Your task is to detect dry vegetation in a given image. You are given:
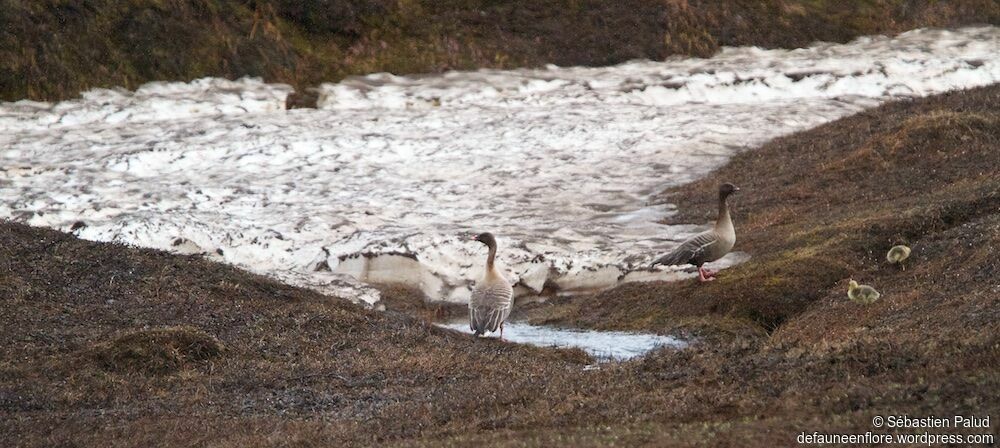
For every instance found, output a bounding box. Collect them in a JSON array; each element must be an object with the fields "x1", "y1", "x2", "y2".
[
  {"x1": 3, "y1": 0, "x2": 1000, "y2": 102},
  {"x1": 2, "y1": 84, "x2": 997, "y2": 446},
  {"x1": 90, "y1": 326, "x2": 225, "y2": 375},
  {"x1": 524, "y1": 87, "x2": 1000, "y2": 336}
]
